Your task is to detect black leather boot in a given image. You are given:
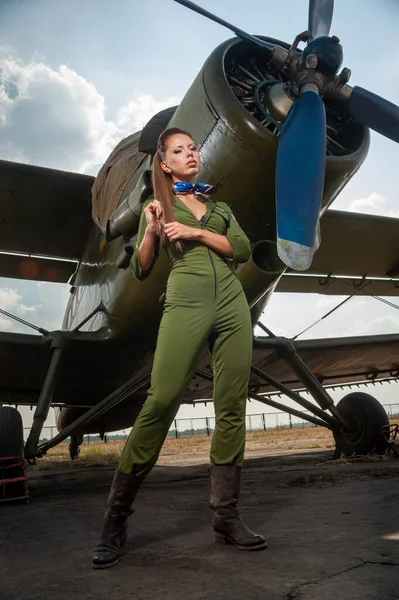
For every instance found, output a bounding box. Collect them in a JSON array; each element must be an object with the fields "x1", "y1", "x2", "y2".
[
  {"x1": 92, "y1": 469, "x2": 144, "y2": 569},
  {"x1": 210, "y1": 465, "x2": 267, "y2": 551}
]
